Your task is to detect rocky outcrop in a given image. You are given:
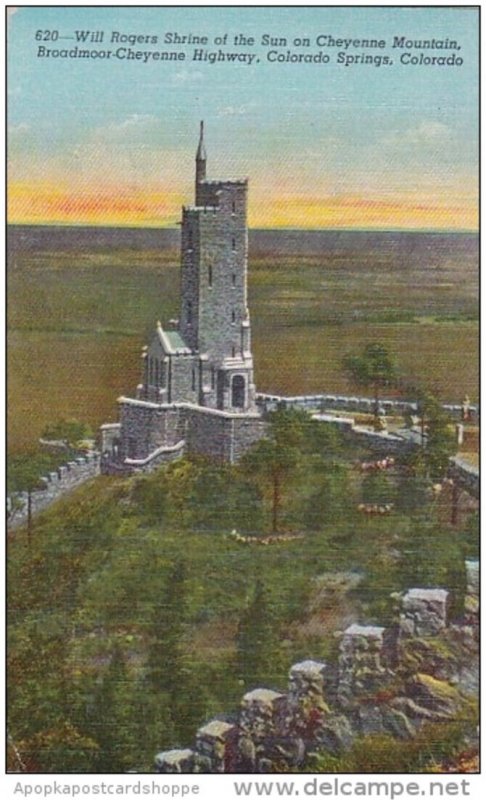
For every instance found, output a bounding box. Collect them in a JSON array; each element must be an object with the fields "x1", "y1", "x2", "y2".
[{"x1": 155, "y1": 565, "x2": 479, "y2": 774}]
